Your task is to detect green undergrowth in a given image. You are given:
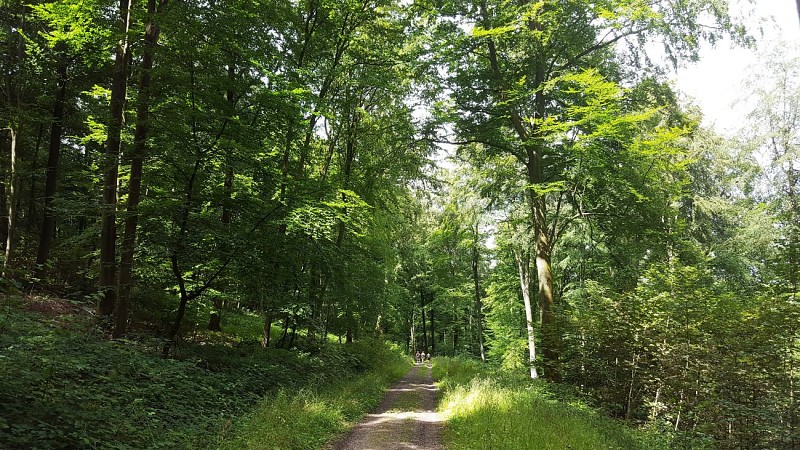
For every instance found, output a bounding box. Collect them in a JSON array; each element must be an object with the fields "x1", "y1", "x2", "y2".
[
  {"x1": 215, "y1": 355, "x2": 409, "y2": 449},
  {"x1": 0, "y1": 295, "x2": 409, "y2": 449},
  {"x1": 433, "y1": 357, "x2": 671, "y2": 450}
]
